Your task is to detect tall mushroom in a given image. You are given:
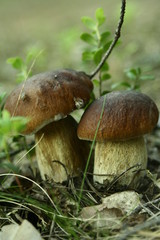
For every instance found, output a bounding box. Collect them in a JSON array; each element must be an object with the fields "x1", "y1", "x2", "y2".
[
  {"x1": 4, "y1": 69, "x2": 93, "y2": 183},
  {"x1": 77, "y1": 91, "x2": 159, "y2": 188}
]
